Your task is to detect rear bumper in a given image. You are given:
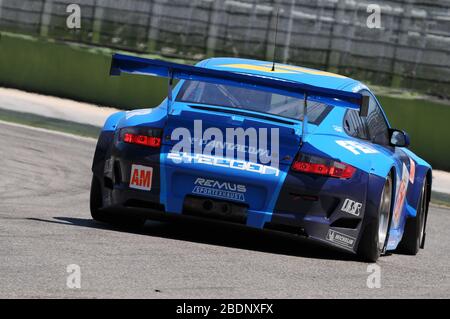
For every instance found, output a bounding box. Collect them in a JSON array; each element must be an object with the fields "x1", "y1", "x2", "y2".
[
  {"x1": 101, "y1": 201, "x2": 364, "y2": 257},
  {"x1": 96, "y1": 141, "x2": 375, "y2": 255},
  {"x1": 100, "y1": 183, "x2": 366, "y2": 255}
]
